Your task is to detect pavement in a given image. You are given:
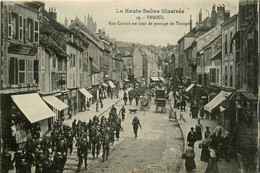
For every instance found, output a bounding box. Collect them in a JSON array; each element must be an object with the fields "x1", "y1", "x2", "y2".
[
  {"x1": 63, "y1": 90, "x2": 124, "y2": 127},
  {"x1": 72, "y1": 97, "x2": 184, "y2": 173},
  {"x1": 168, "y1": 92, "x2": 241, "y2": 173}
]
